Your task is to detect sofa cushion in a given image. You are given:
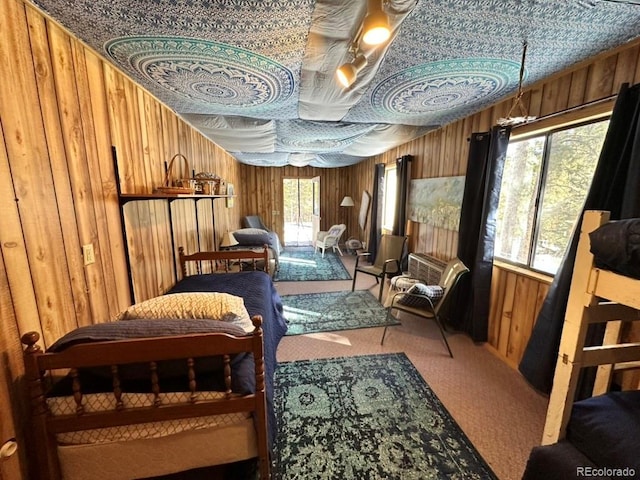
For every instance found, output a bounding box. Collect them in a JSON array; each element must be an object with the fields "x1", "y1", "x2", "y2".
[
  {"x1": 590, "y1": 218, "x2": 640, "y2": 280},
  {"x1": 233, "y1": 228, "x2": 273, "y2": 247},
  {"x1": 522, "y1": 441, "x2": 603, "y2": 480}
]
